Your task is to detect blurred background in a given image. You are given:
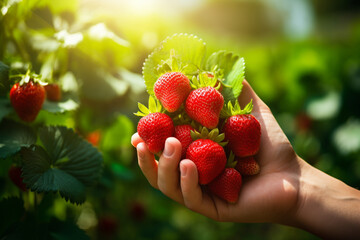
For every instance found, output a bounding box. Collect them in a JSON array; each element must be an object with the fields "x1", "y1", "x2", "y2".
[{"x1": 1, "y1": 0, "x2": 360, "y2": 239}]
